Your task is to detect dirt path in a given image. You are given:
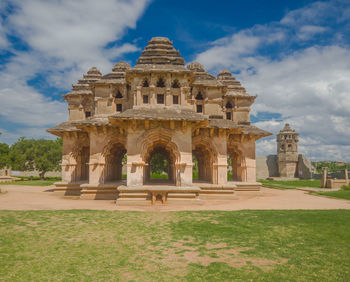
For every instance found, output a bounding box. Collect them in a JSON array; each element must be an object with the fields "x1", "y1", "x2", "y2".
[{"x1": 0, "y1": 185, "x2": 349, "y2": 211}]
